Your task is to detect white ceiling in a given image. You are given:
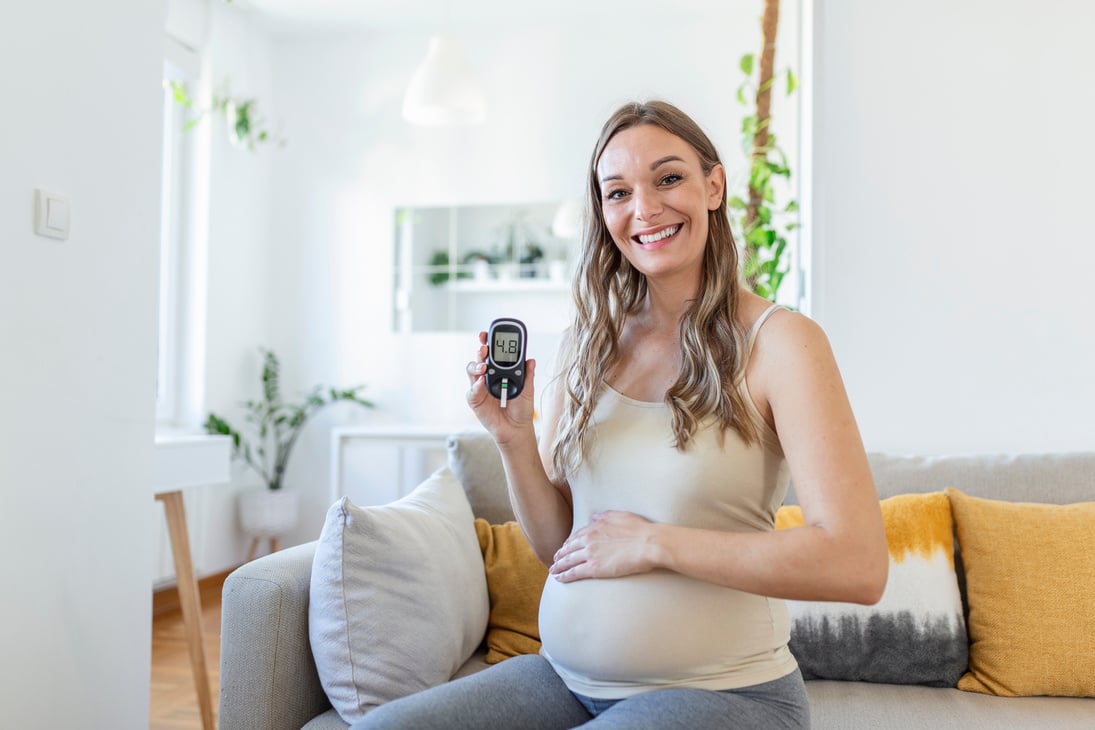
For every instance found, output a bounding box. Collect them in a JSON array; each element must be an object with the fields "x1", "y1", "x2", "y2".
[{"x1": 237, "y1": 0, "x2": 754, "y2": 35}]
